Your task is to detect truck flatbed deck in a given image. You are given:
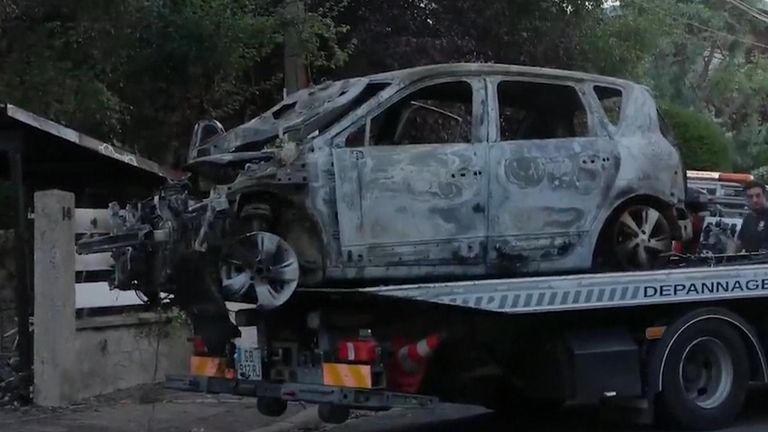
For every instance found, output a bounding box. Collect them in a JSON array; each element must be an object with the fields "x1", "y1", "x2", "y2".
[
  {"x1": 308, "y1": 256, "x2": 768, "y2": 315},
  {"x1": 168, "y1": 254, "x2": 768, "y2": 430}
]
